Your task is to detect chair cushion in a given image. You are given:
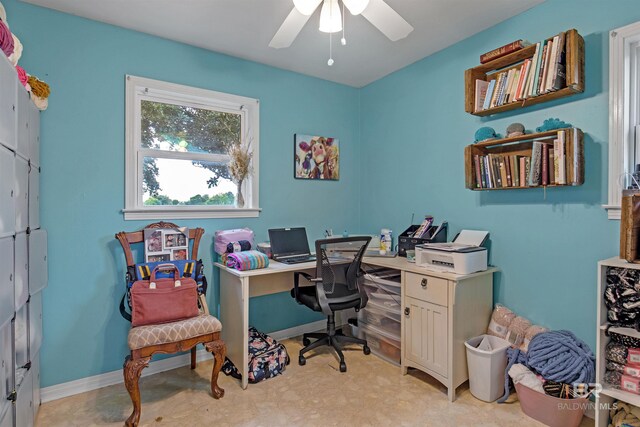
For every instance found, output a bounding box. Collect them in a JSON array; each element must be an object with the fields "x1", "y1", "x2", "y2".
[
  {"x1": 128, "y1": 314, "x2": 222, "y2": 350},
  {"x1": 291, "y1": 285, "x2": 362, "y2": 312}
]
